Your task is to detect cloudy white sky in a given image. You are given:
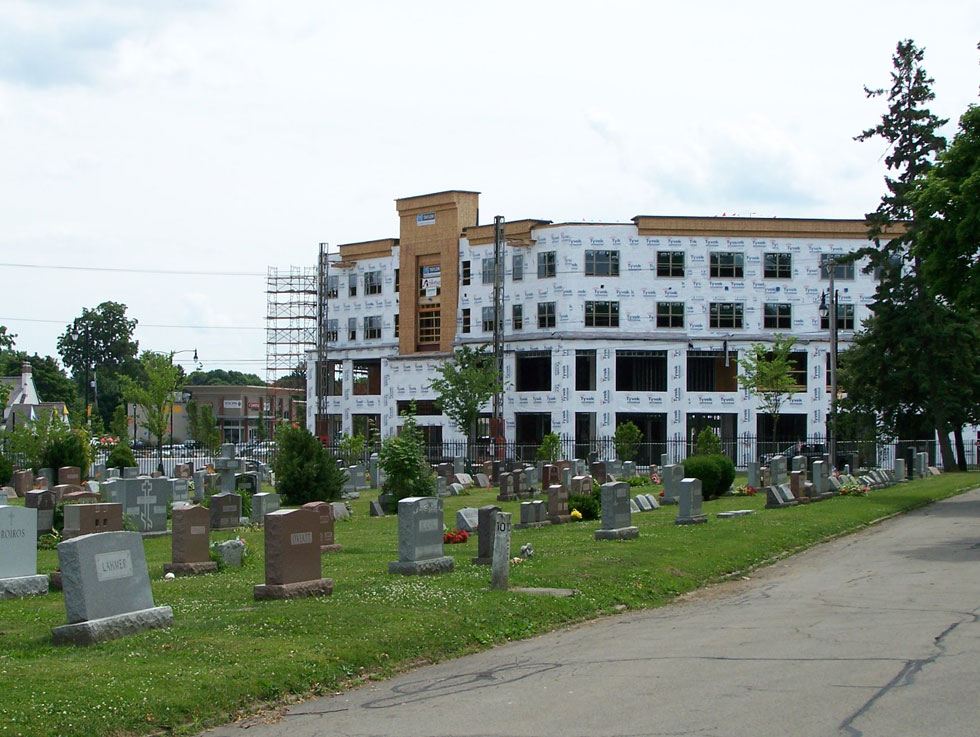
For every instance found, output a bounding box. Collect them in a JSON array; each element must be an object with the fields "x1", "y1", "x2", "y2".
[{"x1": 1, "y1": 0, "x2": 977, "y2": 379}]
